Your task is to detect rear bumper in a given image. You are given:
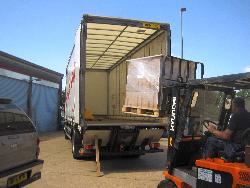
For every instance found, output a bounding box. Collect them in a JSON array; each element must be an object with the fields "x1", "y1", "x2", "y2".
[{"x1": 0, "y1": 159, "x2": 44, "y2": 188}]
